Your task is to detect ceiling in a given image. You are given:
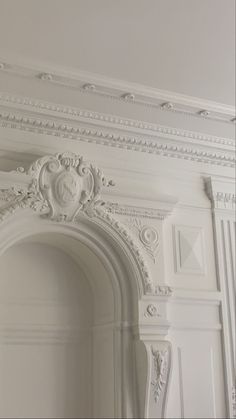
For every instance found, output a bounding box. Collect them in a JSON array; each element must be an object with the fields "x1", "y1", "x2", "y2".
[{"x1": 0, "y1": 0, "x2": 235, "y2": 105}]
